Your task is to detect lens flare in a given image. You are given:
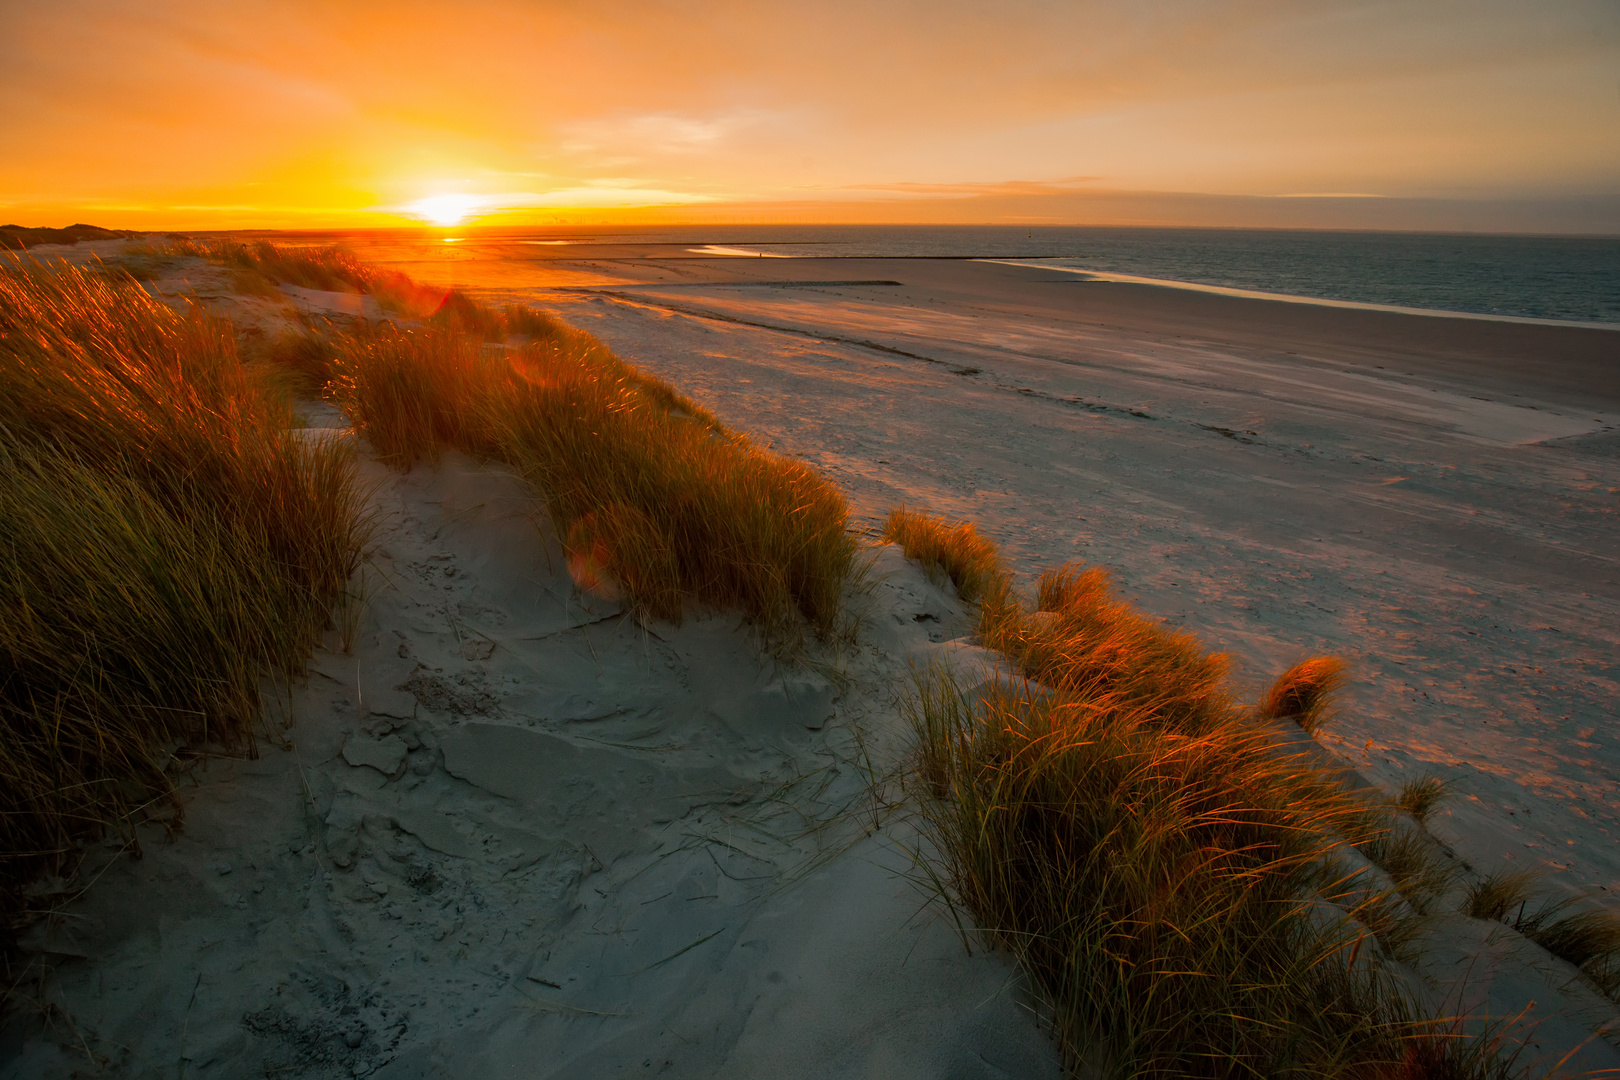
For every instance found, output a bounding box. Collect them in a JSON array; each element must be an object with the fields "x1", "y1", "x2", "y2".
[{"x1": 565, "y1": 517, "x2": 624, "y2": 603}]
